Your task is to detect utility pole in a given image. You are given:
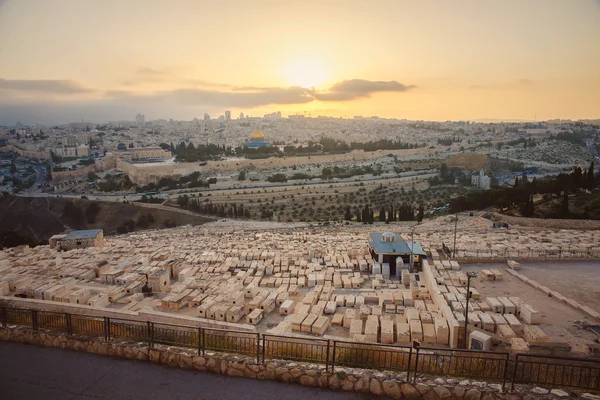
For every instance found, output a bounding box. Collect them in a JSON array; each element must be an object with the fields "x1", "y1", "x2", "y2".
[{"x1": 410, "y1": 226, "x2": 415, "y2": 272}]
